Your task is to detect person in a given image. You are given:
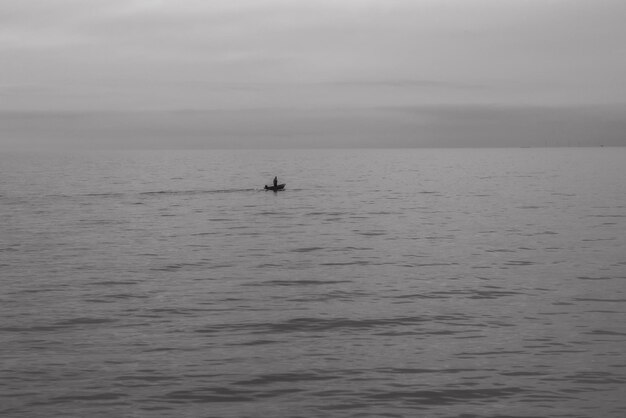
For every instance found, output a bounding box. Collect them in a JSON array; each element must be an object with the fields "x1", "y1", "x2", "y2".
[{"x1": 273, "y1": 176, "x2": 278, "y2": 188}]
